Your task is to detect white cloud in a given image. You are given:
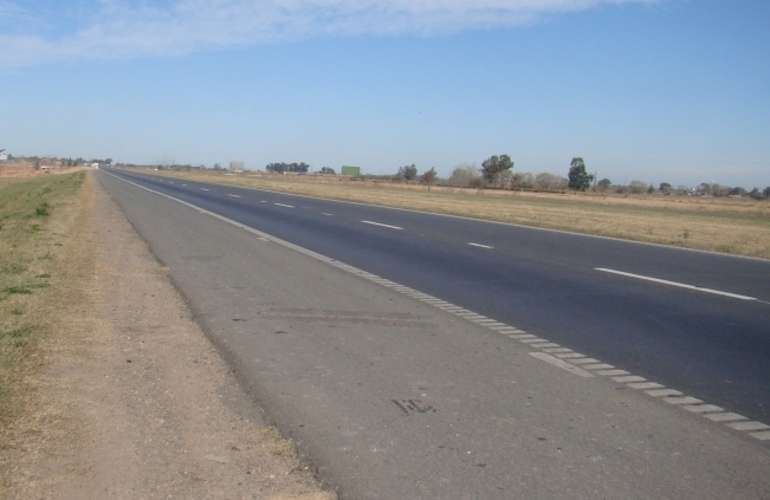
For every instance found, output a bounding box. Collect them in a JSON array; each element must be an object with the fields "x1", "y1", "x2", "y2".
[{"x1": 0, "y1": 0, "x2": 657, "y2": 67}]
